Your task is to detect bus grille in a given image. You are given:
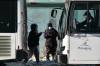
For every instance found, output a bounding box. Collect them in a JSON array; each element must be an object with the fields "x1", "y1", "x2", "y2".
[{"x1": 0, "y1": 36, "x2": 11, "y2": 56}]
